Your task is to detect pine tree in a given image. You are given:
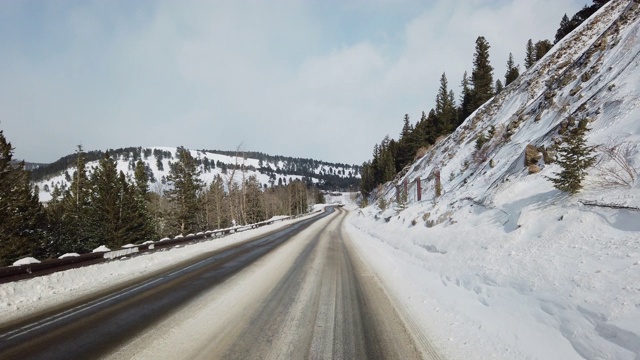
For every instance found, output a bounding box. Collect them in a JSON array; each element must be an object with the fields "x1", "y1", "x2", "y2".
[
  {"x1": 555, "y1": 14, "x2": 573, "y2": 44},
  {"x1": 525, "y1": 39, "x2": 536, "y2": 69},
  {"x1": 435, "y1": 73, "x2": 457, "y2": 135},
  {"x1": 44, "y1": 185, "x2": 66, "y2": 258},
  {"x1": 380, "y1": 136, "x2": 397, "y2": 181},
  {"x1": 535, "y1": 40, "x2": 553, "y2": 61},
  {"x1": 134, "y1": 160, "x2": 150, "y2": 196},
  {"x1": 504, "y1": 53, "x2": 519, "y2": 86},
  {"x1": 117, "y1": 171, "x2": 153, "y2": 245},
  {"x1": 0, "y1": 130, "x2": 45, "y2": 265},
  {"x1": 413, "y1": 111, "x2": 429, "y2": 147},
  {"x1": 371, "y1": 143, "x2": 382, "y2": 185},
  {"x1": 470, "y1": 36, "x2": 494, "y2": 111},
  {"x1": 396, "y1": 115, "x2": 417, "y2": 172},
  {"x1": 87, "y1": 152, "x2": 121, "y2": 247},
  {"x1": 130, "y1": 160, "x2": 156, "y2": 243},
  {"x1": 458, "y1": 72, "x2": 473, "y2": 126},
  {"x1": 415, "y1": 109, "x2": 438, "y2": 146},
  {"x1": 244, "y1": 175, "x2": 266, "y2": 224},
  {"x1": 495, "y1": 79, "x2": 504, "y2": 94},
  {"x1": 205, "y1": 174, "x2": 228, "y2": 229},
  {"x1": 165, "y1": 146, "x2": 204, "y2": 234},
  {"x1": 426, "y1": 109, "x2": 439, "y2": 144},
  {"x1": 360, "y1": 161, "x2": 375, "y2": 196},
  {"x1": 61, "y1": 145, "x2": 93, "y2": 253},
  {"x1": 400, "y1": 114, "x2": 413, "y2": 140},
  {"x1": 550, "y1": 118, "x2": 596, "y2": 194},
  {"x1": 314, "y1": 187, "x2": 326, "y2": 204},
  {"x1": 447, "y1": 90, "x2": 456, "y2": 128}
]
